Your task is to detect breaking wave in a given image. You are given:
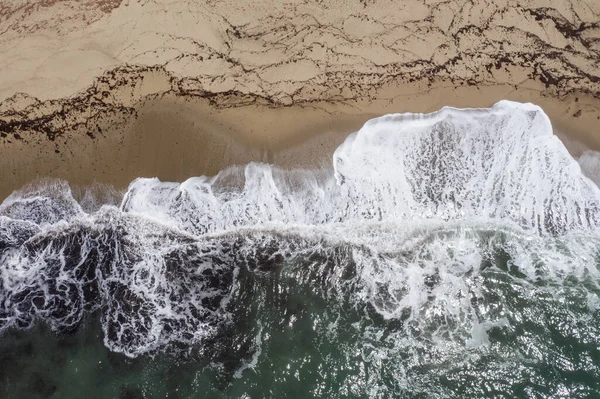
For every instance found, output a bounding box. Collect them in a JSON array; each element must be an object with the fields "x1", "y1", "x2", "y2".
[{"x1": 1, "y1": 100, "x2": 600, "y2": 397}]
